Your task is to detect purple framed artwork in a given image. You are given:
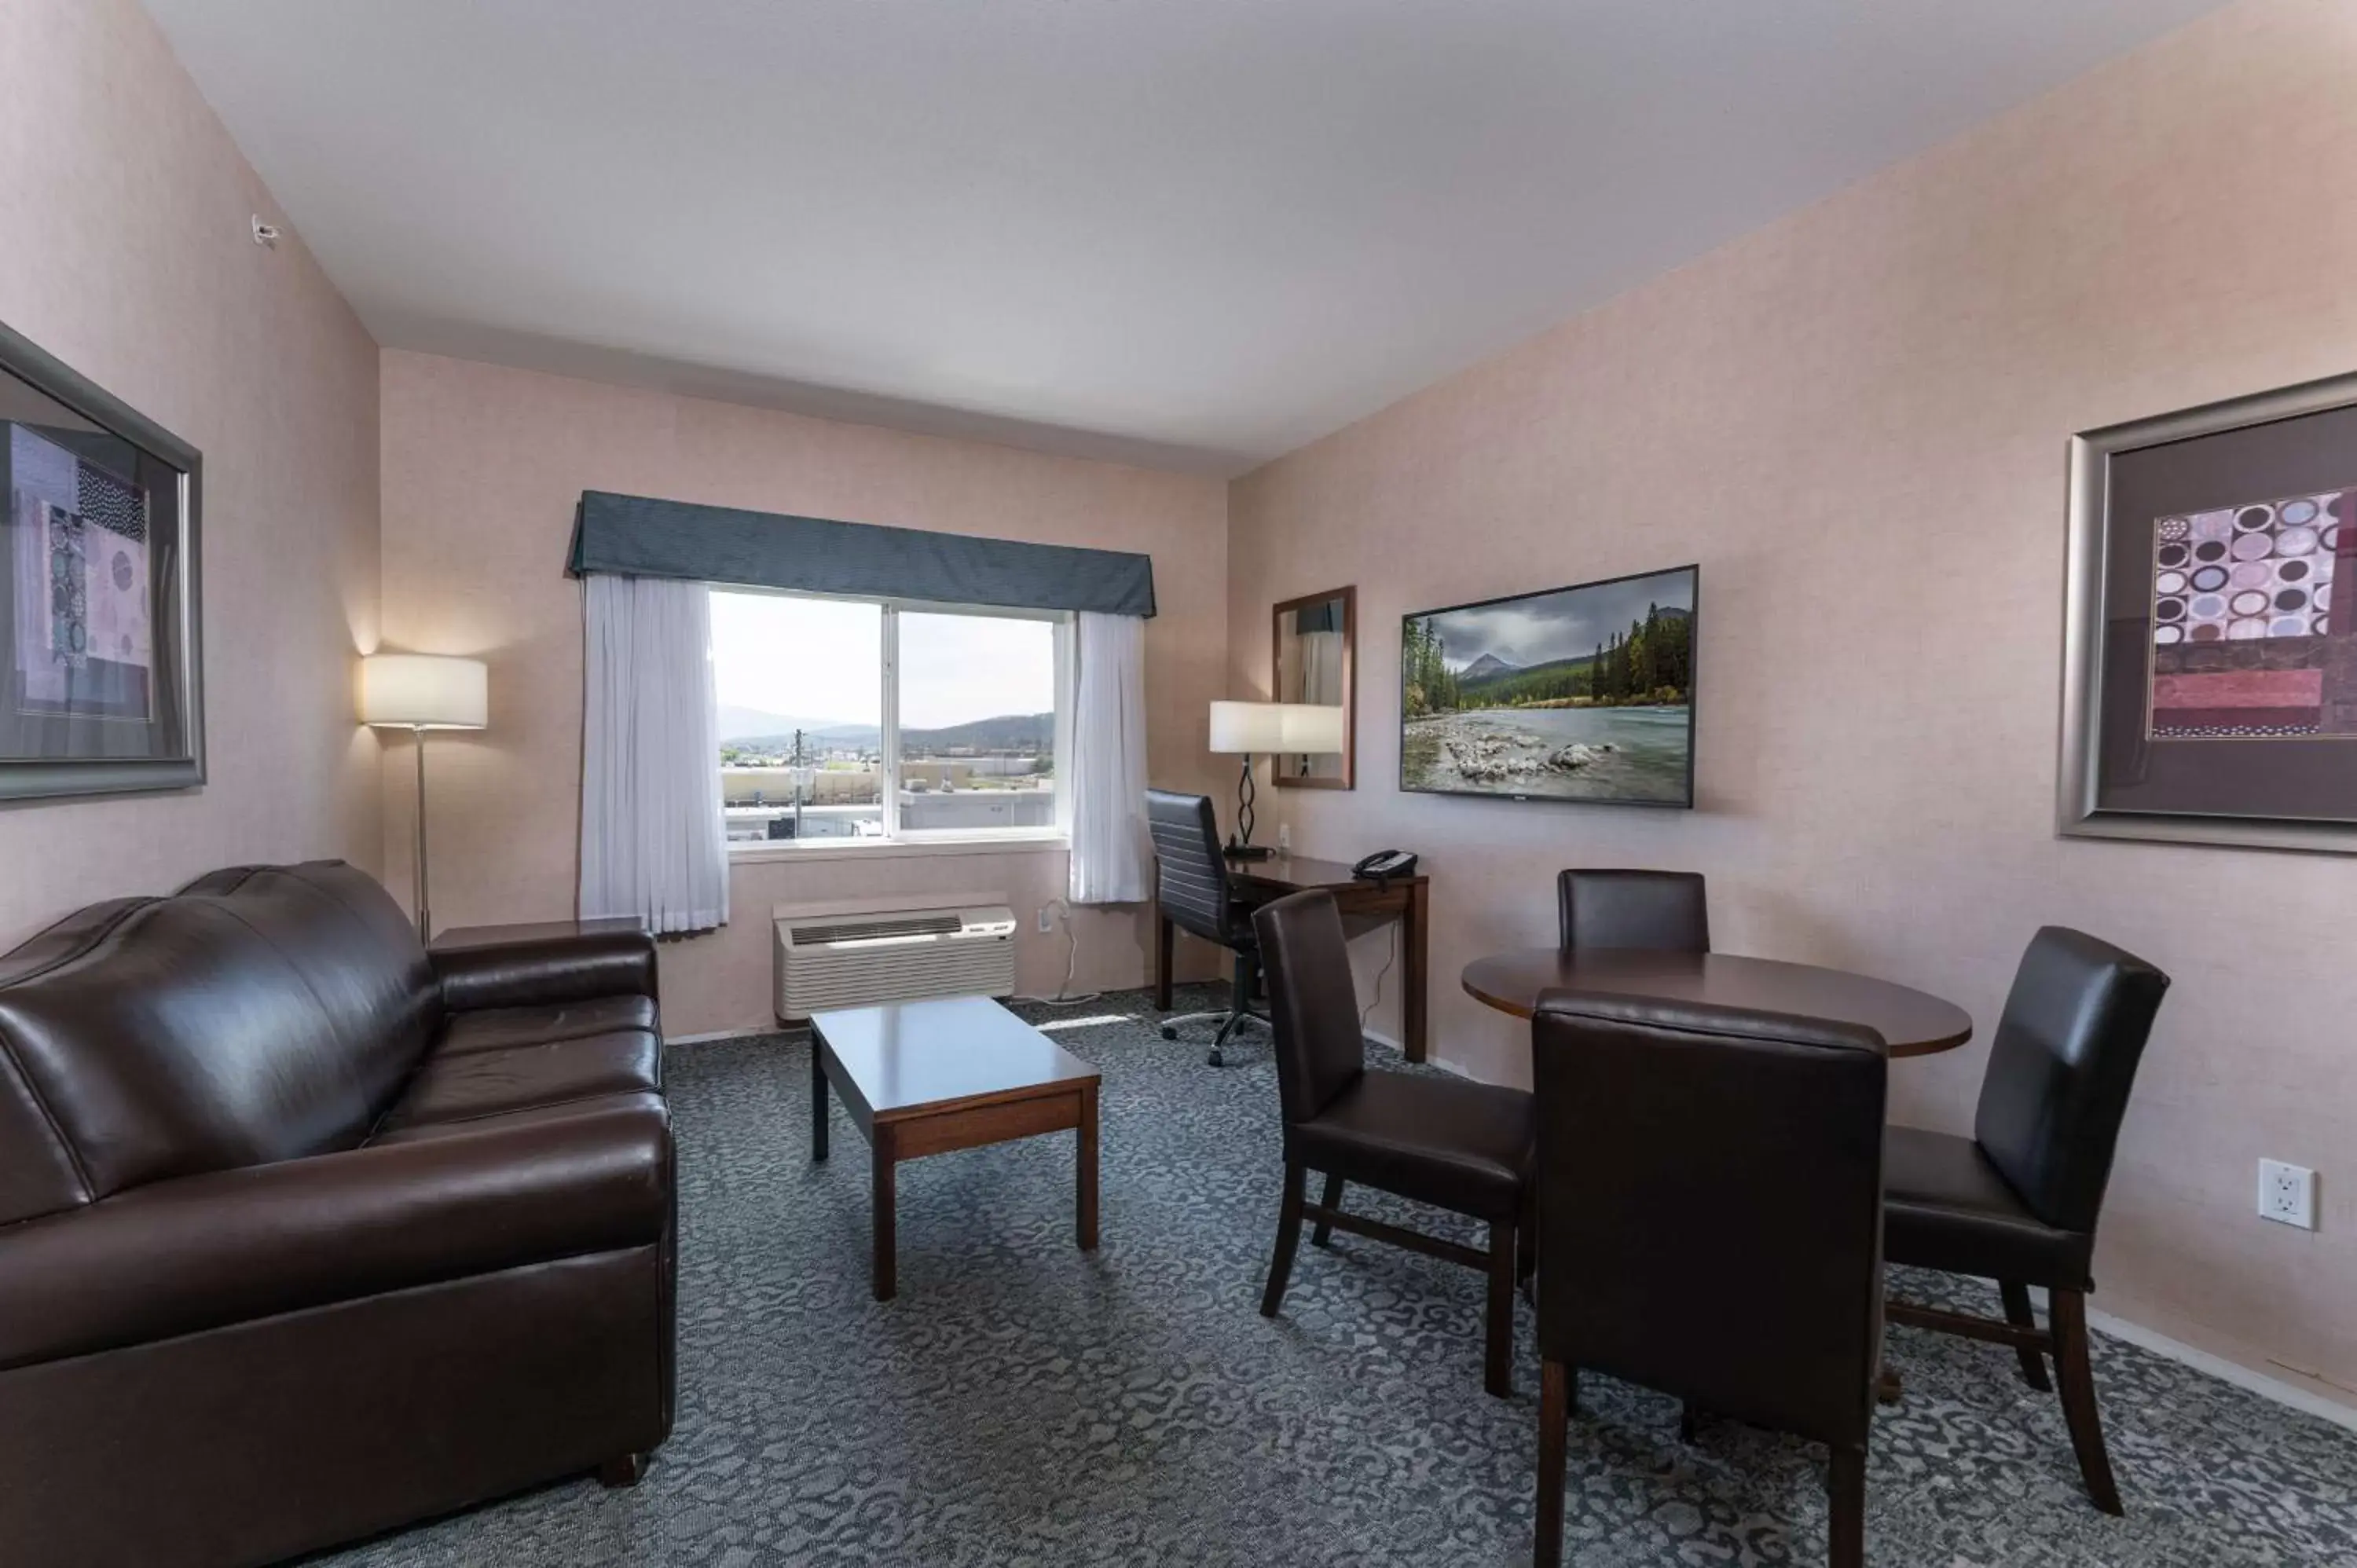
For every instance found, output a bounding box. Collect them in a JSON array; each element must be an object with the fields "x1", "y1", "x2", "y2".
[{"x1": 2061, "y1": 370, "x2": 2357, "y2": 852}]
